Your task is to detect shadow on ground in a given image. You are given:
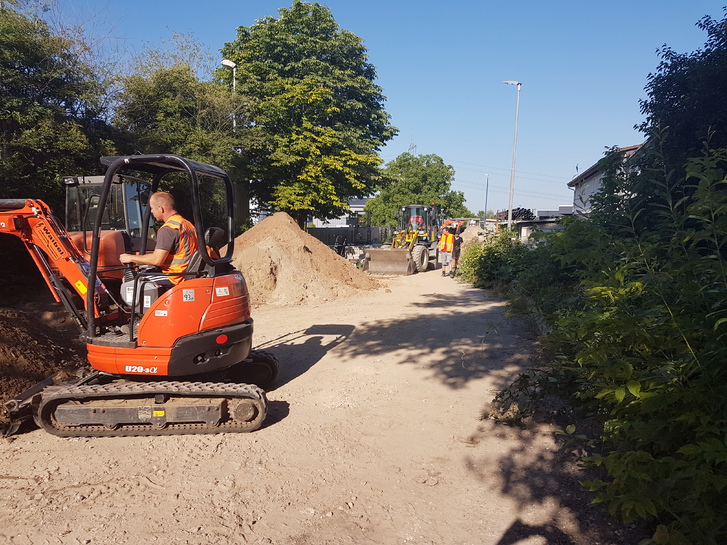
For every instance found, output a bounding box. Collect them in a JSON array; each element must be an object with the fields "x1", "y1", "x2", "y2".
[
  {"x1": 337, "y1": 284, "x2": 540, "y2": 392},
  {"x1": 254, "y1": 324, "x2": 355, "y2": 389},
  {"x1": 464, "y1": 389, "x2": 650, "y2": 545}
]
